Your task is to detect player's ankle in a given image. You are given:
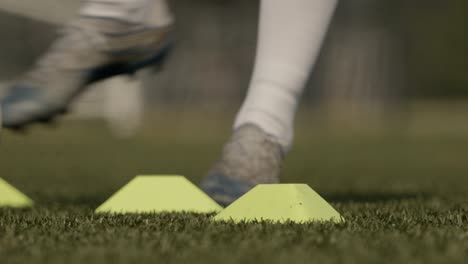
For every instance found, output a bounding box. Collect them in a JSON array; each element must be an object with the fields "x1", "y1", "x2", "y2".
[{"x1": 214, "y1": 124, "x2": 283, "y2": 185}]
